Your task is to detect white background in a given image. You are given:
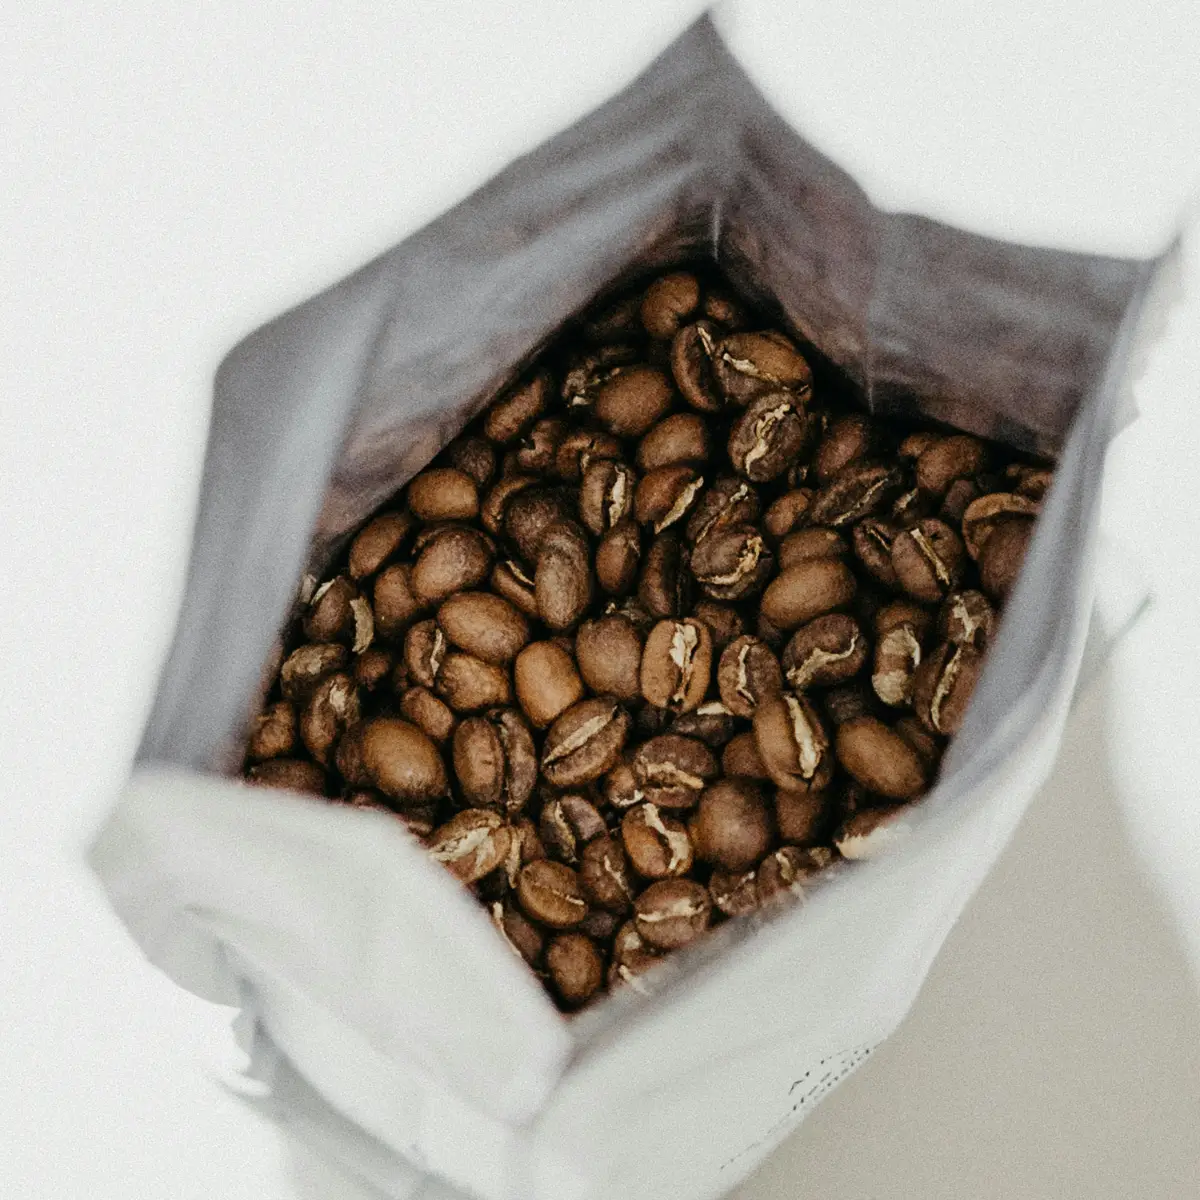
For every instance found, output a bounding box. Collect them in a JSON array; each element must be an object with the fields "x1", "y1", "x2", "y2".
[{"x1": 2, "y1": 3, "x2": 1199, "y2": 1197}]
